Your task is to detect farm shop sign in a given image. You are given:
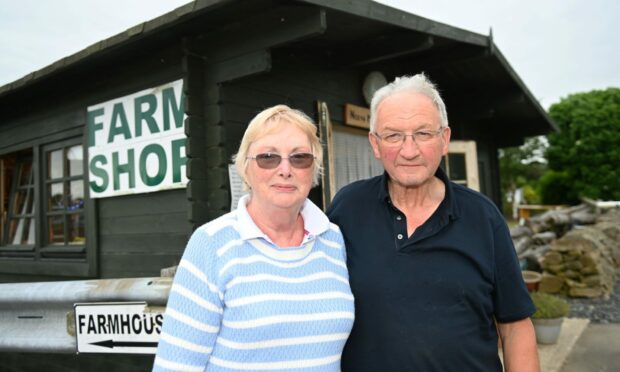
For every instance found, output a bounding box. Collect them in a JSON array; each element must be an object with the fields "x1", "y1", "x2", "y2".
[{"x1": 87, "y1": 80, "x2": 187, "y2": 198}]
